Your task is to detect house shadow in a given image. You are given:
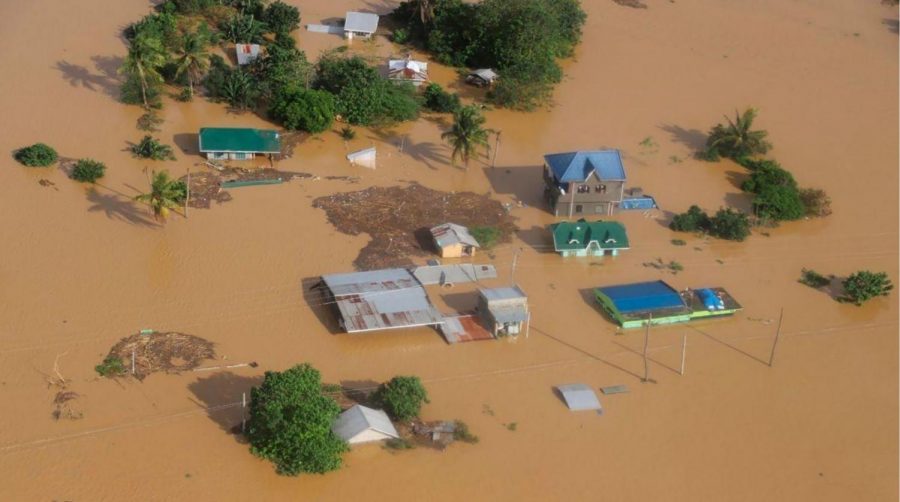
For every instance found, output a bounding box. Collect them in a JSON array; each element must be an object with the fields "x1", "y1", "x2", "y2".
[
  {"x1": 655, "y1": 209, "x2": 678, "y2": 230},
  {"x1": 517, "y1": 225, "x2": 553, "y2": 253},
  {"x1": 302, "y1": 278, "x2": 343, "y2": 335},
  {"x1": 481, "y1": 165, "x2": 545, "y2": 208},
  {"x1": 54, "y1": 58, "x2": 121, "y2": 98},
  {"x1": 659, "y1": 123, "x2": 707, "y2": 152},
  {"x1": 440, "y1": 292, "x2": 478, "y2": 314},
  {"x1": 85, "y1": 187, "x2": 159, "y2": 227},
  {"x1": 173, "y1": 133, "x2": 199, "y2": 156},
  {"x1": 187, "y1": 371, "x2": 263, "y2": 439},
  {"x1": 338, "y1": 379, "x2": 382, "y2": 408},
  {"x1": 884, "y1": 18, "x2": 899, "y2": 34},
  {"x1": 413, "y1": 227, "x2": 437, "y2": 253}
]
